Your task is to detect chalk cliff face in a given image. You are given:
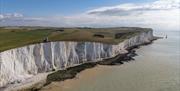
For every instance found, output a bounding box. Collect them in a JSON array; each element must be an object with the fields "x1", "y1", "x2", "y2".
[{"x1": 0, "y1": 30, "x2": 153, "y2": 87}]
